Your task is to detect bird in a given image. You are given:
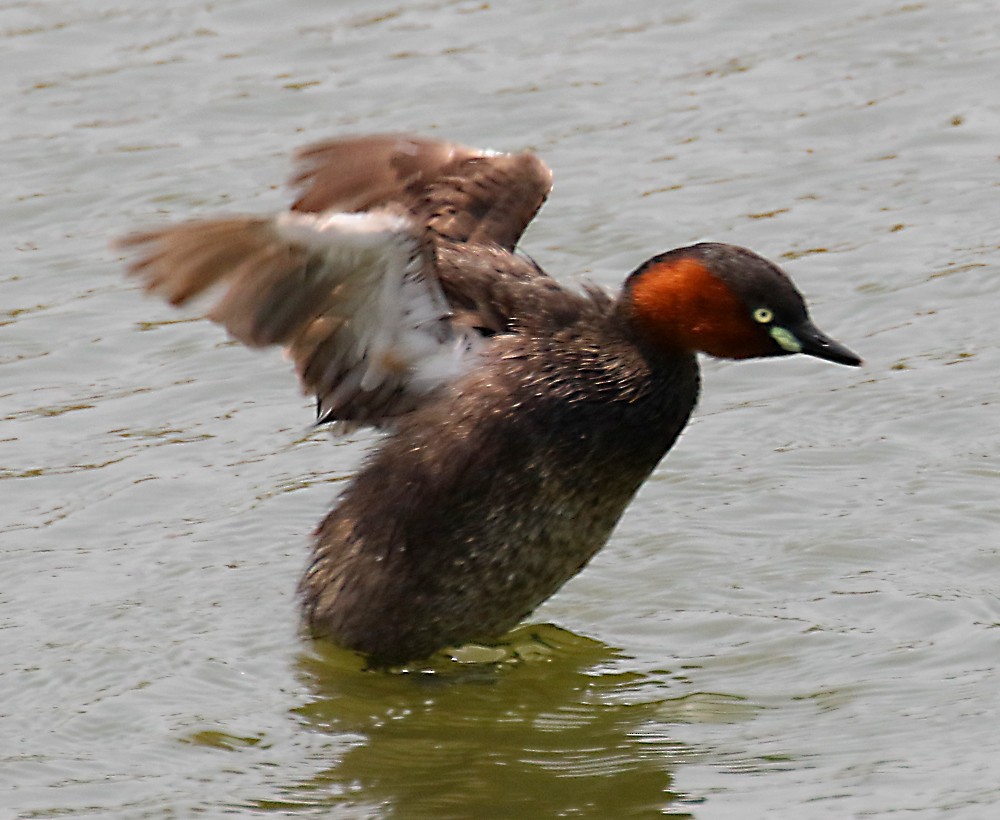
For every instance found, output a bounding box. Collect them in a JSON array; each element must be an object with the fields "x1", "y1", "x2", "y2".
[{"x1": 117, "y1": 133, "x2": 861, "y2": 665}]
